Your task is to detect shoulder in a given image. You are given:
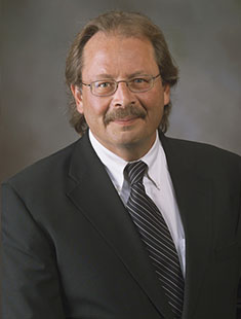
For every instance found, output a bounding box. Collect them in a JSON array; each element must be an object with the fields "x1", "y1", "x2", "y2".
[
  {"x1": 3, "y1": 138, "x2": 81, "y2": 192},
  {"x1": 162, "y1": 134, "x2": 241, "y2": 178},
  {"x1": 165, "y1": 134, "x2": 241, "y2": 161}
]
